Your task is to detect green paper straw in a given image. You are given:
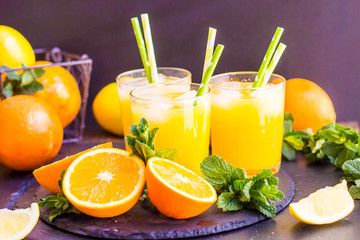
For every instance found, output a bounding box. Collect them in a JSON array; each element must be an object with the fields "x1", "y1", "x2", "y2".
[
  {"x1": 131, "y1": 17, "x2": 152, "y2": 83},
  {"x1": 196, "y1": 44, "x2": 225, "y2": 97},
  {"x1": 141, "y1": 13, "x2": 158, "y2": 83},
  {"x1": 202, "y1": 27, "x2": 217, "y2": 81},
  {"x1": 253, "y1": 27, "x2": 284, "y2": 88},
  {"x1": 260, "y1": 43, "x2": 286, "y2": 87}
]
